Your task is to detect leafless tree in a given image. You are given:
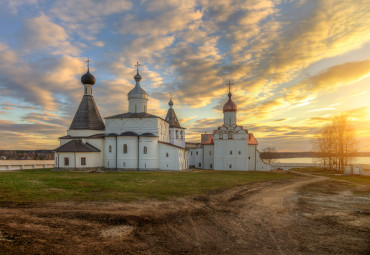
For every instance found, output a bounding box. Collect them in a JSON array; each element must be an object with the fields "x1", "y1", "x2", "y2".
[
  {"x1": 261, "y1": 147, "x2": 278, "y2": 164},
  {"x1": 312, "y1": 114, "x2": 358, "y2": 172}
]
